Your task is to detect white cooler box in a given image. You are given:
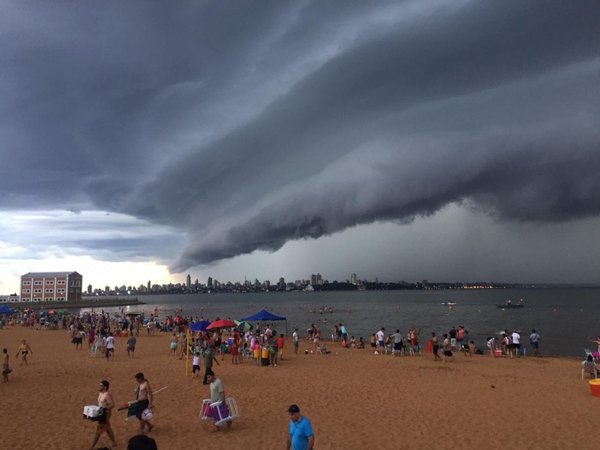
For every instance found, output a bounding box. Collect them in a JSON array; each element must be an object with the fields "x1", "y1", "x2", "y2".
[{"x1": 83, "y1": 405, "x2": 102, "y2": 421}]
